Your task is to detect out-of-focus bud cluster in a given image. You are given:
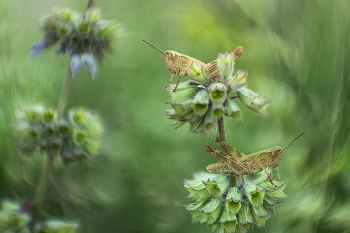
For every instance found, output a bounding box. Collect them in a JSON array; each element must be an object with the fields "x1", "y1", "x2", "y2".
[
  {"x1": 30, "y1": 7, "x2": 123, "y2": 77},
  {"x1": 184, "y1": 173, "x2": 287, "y2": 233},
  {"x1": 0, "y1": 200, "x2": 79, "y2": 232},
  {"x1": 166, "y1": 52, "x2": 270, "y2": 136},
  {"x1": 12, "y1": 106, "x2": 102, "y2": 166}
]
